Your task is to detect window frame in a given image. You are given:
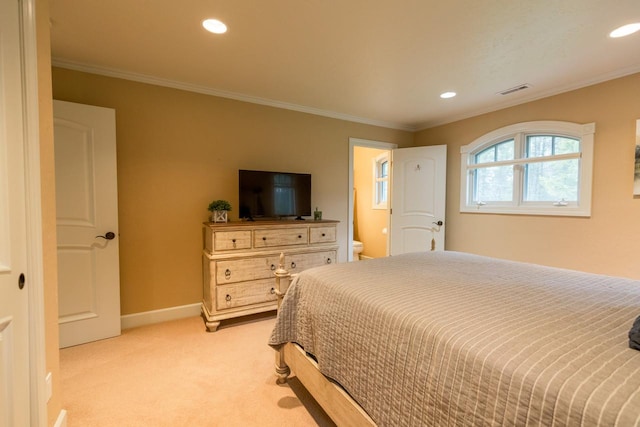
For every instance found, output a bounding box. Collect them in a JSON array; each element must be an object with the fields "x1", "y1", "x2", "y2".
[
  {"x1": 372, "y1": 152, "x2": 389, "y2": 210},
  {"x1": 460, "y1": 121, "x2": 595, "y2": 217}
]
